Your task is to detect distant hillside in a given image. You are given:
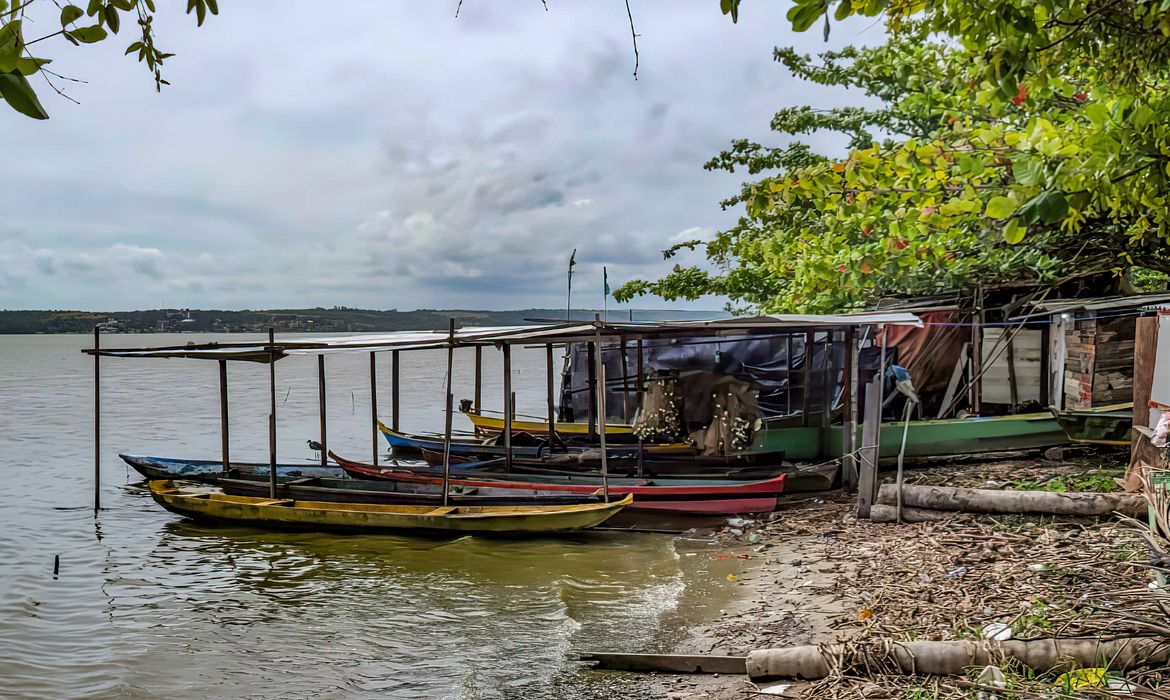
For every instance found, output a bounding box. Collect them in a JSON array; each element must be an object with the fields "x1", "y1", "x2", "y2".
[{"x1": 0, "y1": 307, "x2": 724, "y2": 334}]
